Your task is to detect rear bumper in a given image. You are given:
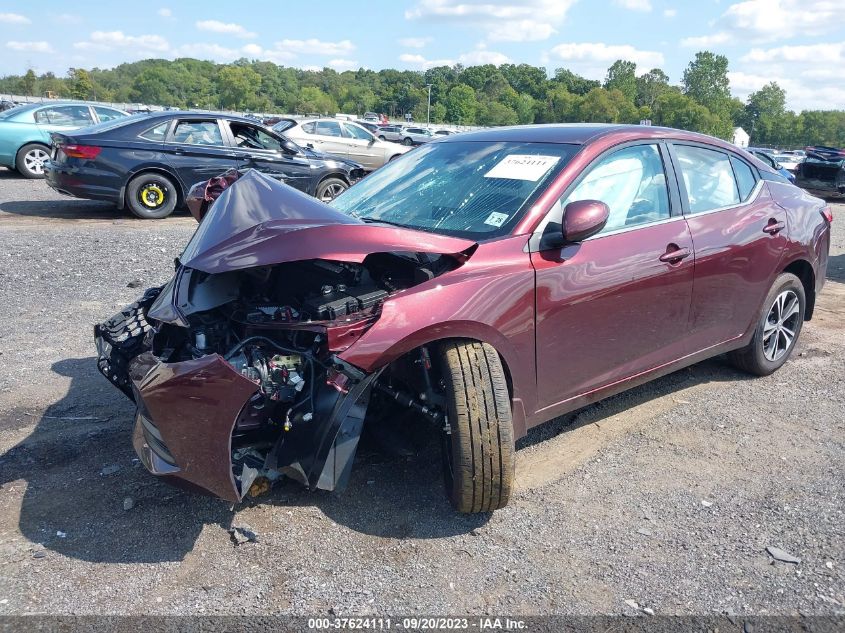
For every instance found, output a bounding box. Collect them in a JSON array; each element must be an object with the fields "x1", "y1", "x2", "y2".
[{"x1": 44, "y1": 162, "x2": 124, "y2": 206}]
